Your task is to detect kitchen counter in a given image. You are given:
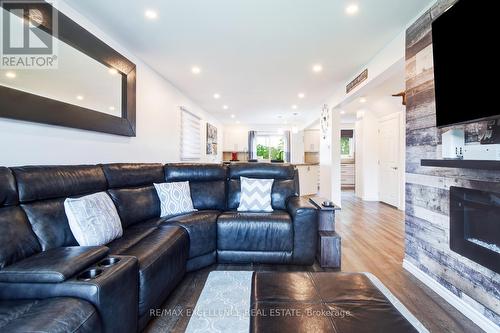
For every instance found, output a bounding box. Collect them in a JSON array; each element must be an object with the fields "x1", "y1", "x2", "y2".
[{"x1": 294, "y1": 163, "x2": 319, "y2": 166}]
